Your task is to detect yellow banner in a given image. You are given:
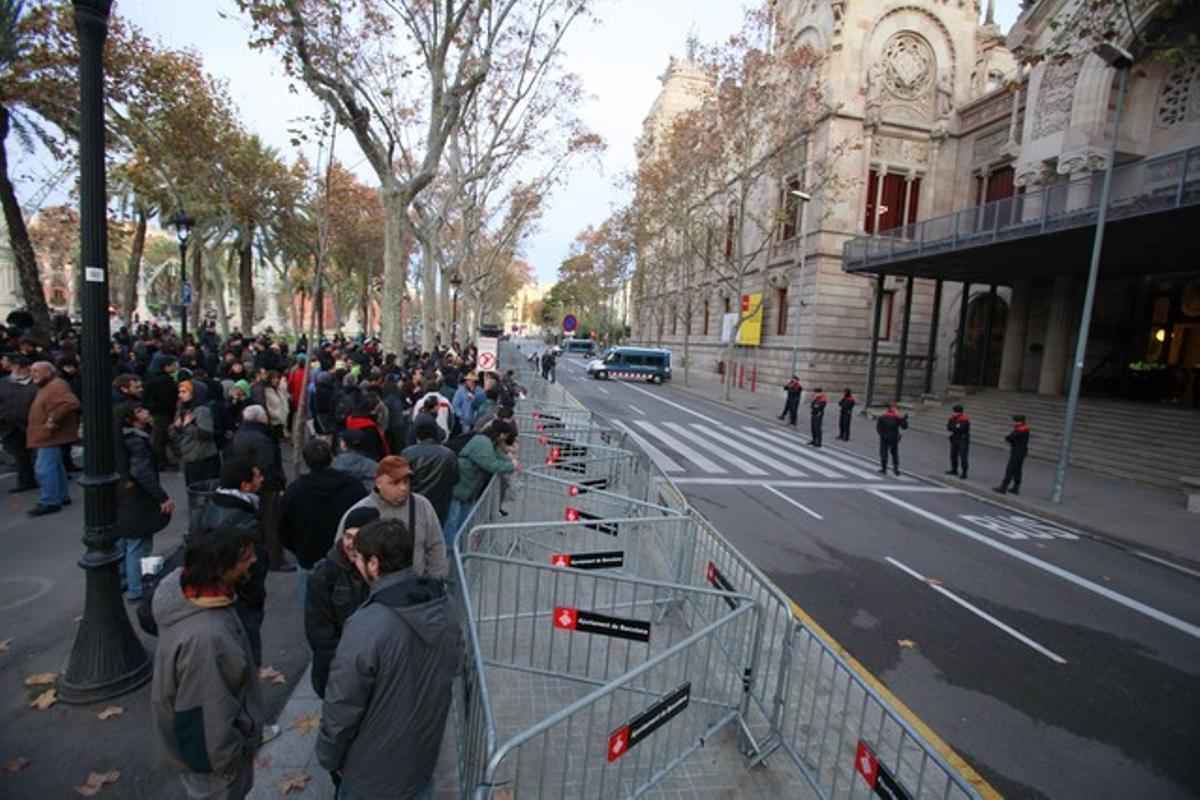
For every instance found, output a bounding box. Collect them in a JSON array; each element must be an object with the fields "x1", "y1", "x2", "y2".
[{"x1": 738, "y1": 292, "x2": 763, "y2": 346}]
